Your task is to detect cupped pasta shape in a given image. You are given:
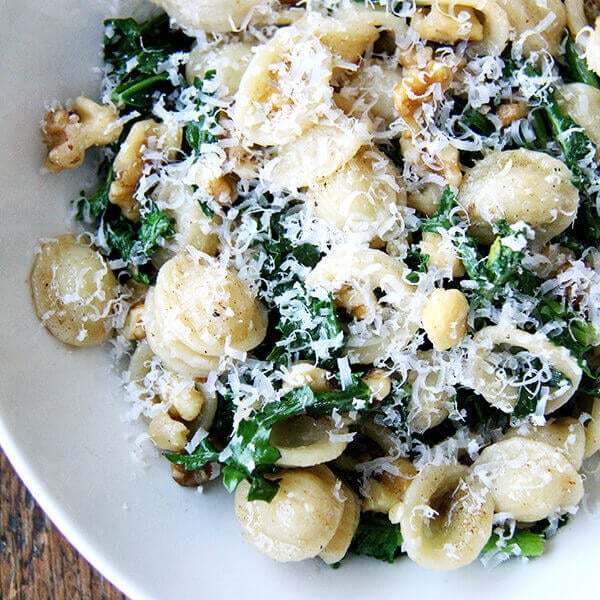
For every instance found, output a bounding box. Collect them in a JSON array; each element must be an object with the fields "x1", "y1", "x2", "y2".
[
  {"x1": 467, "y1": 325, "x2": 582, "y2": 414},
  {"x1": 150, "y1": 0, "x2": 272, "y2": 33},
  {"x1": 234, "y1": 465, "x2": 345, "y2": 562},
  {"x1": 495, "y1": 0, "x2": 566, "y2": 56},
  {"x1": 305, "y1": 246, "x2": 418, "y2": 364},
  {"x1": 505, "y1": 417, "x2": 586, "y2": 470},
  {"x1": 186, "y1": 41, "x2": 255, "y2": 97},
  {"x1": 473, "y1": 437, "x2": 584, "y2": 521},
  {"x1": 363, "y1": 457, "x2": 417, "y2": 513},
  {"x1": 144, "y1": 252, "x2": 268, "y2": 377},
  {"x1": 400, "y1": 464, "x2": 494, "y2": 570},
  {"x1": 260, "y1": 115, "x2": 371, "y2": 190},
  {"x1": 415, "y1": 0, "x2": 510, "y2": 56},
  {"x1": 407, "y1": 351, "x2": 454, "y2": 434},
  {"x1": 233, "y1": 26, "x2": 334, "y2": 147},
  {"x1": 583, "y1": 396, "x2": 600, "y2": 458},
  {"x1": 304, "y1": 147, "x2": 406, "y2": 242},
  {"x1": 30, "y1": 234, "x2": 118, "y2": 347},
  {"x1": 556, "y1": 83, "x2": 600, "y2": 150},
  {"x1": 318, "y1": 482, "x2": 361, "y2": 564},
  {"x1": 335, "y1": 62, "x2": 403, "y2": 127},
  {"x1": 457, "y1": 149, "x2": 580, "y2": 244},
  {"x1": 270, "y1": 415, "x2": 349, "y2": 468},
  {"x1": 280, "y1": 362, "x2": 332, "y2": 393}
]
